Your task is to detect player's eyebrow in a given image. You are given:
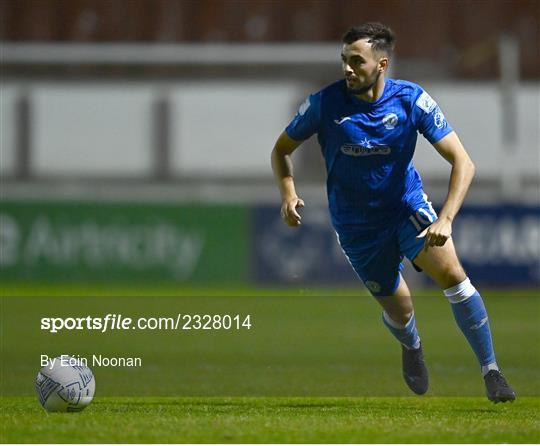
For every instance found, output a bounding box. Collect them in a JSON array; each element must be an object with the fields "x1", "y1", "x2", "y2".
[{"x1": 341, "y1": 53, "x2": 366, "y2": 62}]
